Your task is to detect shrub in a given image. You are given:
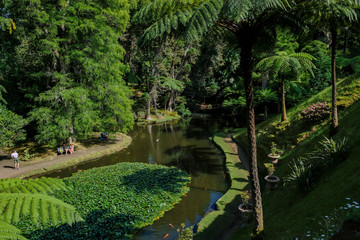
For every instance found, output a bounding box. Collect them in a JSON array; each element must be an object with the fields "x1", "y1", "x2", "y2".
[
  {"x1": 319, "y1": 137, "x2": 349, "y2": 167},
  {"x1": 284, "y1": 157, "x2": 322, "y2": 194},
  {"x1": 300, "y1": 102, "x2": 331, "y2": 122},
  {"x1": 176, "y1": 103, "x2": 191, "y2": 118},
  {"x1": 285, "y1": 137, "x2": 349, "y2": 194}
]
